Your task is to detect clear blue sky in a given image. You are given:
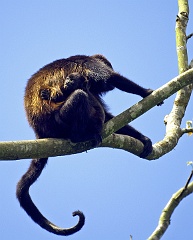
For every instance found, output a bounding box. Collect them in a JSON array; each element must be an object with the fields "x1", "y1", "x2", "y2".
[{"x1": 1, "y1": 1, "x2": 193, "y2": 239}]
